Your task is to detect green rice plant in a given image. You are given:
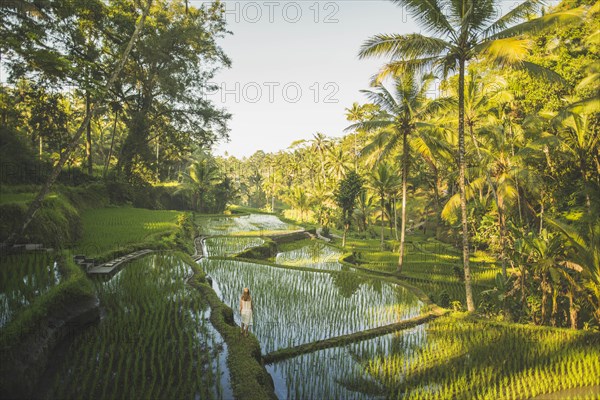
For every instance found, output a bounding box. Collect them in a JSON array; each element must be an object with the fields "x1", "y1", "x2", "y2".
[
  {"x1": 275, "y1": 241, "x2": 345, "y2": 271},
  {"x1": 204, "y1": 237, "x2": 264, "y2": 257},
  {"x1": 45, "y1": 254, "x2": 232, "y2": 400},
  {"x1": 267, "y1": 325, "x2": 428, "y2": 399},
  {"x1": 329, "y1": 314, "x2": 600, "y2": 400},
  {"x1": 0, "y1": 252, "x2": 60, "y2": 328},
  {"x1": 201, "y1": 258, "x2": 424, "y2": 354},
  {"x1": 196, "y1": 213, "x2": 300, "y2": 236}
]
